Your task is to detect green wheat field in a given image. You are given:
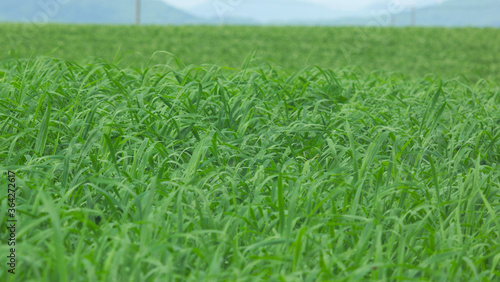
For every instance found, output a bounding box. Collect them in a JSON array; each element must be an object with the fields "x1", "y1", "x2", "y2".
[{"x1": 1, "y1": 24, "x2": 500, "y2": 281}]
